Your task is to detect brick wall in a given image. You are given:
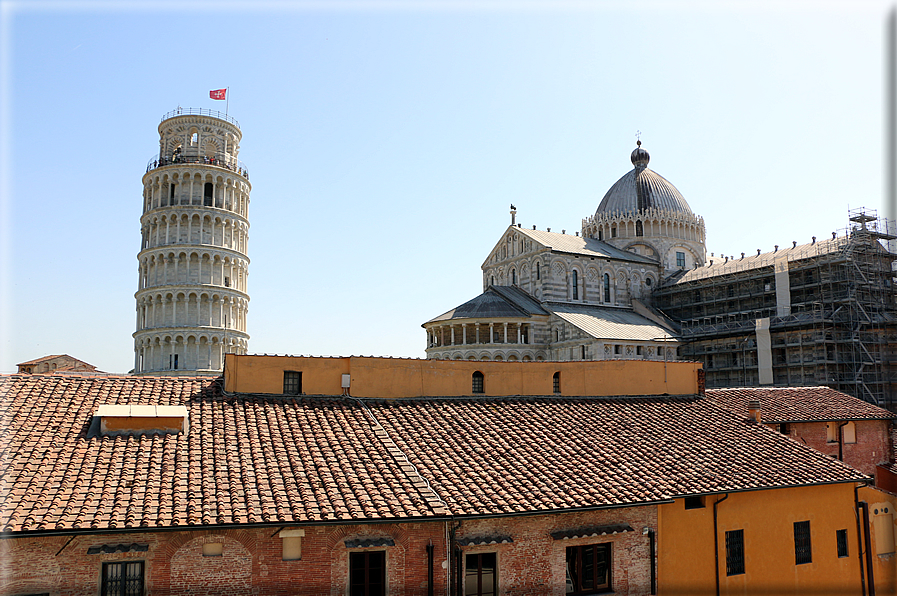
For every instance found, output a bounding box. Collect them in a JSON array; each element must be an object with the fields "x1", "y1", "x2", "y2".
[
  {"x1": 0, "y1": 507, "x2": 658, "y2": 596},
  {"x1": 783, "y1": 420, "x2": 891, "y2": 477}
]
